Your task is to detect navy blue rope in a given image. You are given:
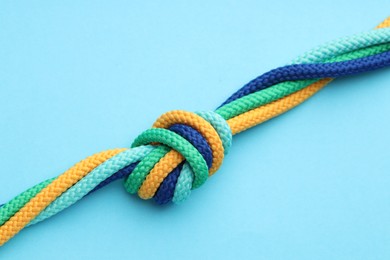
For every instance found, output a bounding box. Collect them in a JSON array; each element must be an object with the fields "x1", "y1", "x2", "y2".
[
  {"x1": 153, "y1": 124, "x2": 214, "y2": 204},
  {"x1": 154, "y1": 163, "x2": 184, "y2": 205},
  {"x1": 89, "y1": 162, "x2": 139, "y2": 193},
  {"x1": 89, "y1": 123, "x2": 213, "y2": 204},
  {"x1": 169, "y1": 124, "x2": 213, "y2": 168},
  {"x1": 220, "y1": 50, "x2": 390, "y2": 106},
  {"x1": 3, "y1": 51, "x2": 389, "y2": 208}
]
